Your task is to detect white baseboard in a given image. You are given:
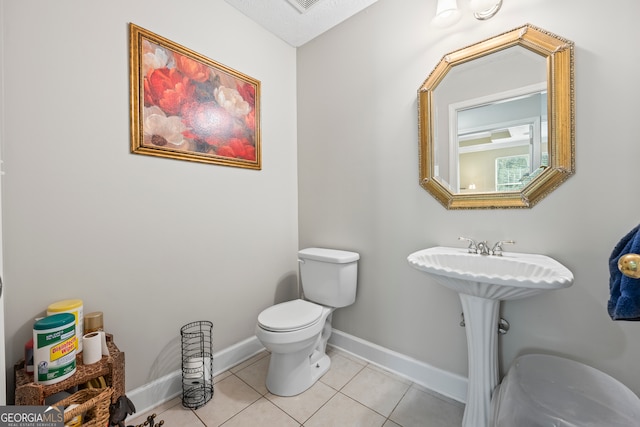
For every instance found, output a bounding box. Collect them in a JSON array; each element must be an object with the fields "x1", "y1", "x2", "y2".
[
  {"x1": 328, "y1": 329, "x2": 467, "y2": 403},
  {"x1": 127, "y1": 329, "x2": 466, "y2": 416}
]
